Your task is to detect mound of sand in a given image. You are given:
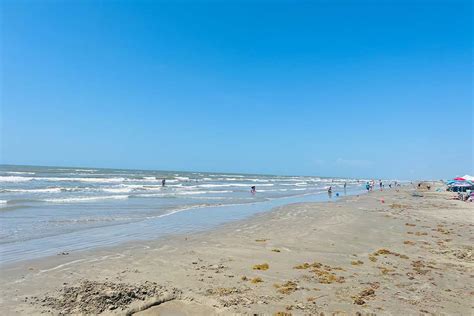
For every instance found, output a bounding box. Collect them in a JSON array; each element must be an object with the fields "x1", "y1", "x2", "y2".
[{"x1": 35, "y1": 280, "x2": 181, "y2": 314}]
